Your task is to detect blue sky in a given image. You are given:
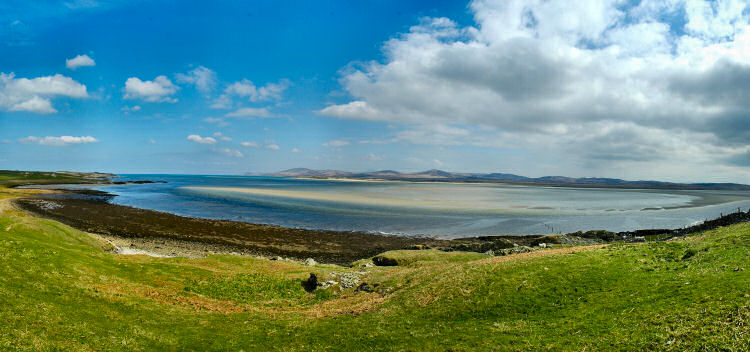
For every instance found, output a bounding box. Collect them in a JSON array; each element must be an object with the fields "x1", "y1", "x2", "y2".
[{"x1": 1, "y1": 0, "x2": 750, "y2": 183}]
